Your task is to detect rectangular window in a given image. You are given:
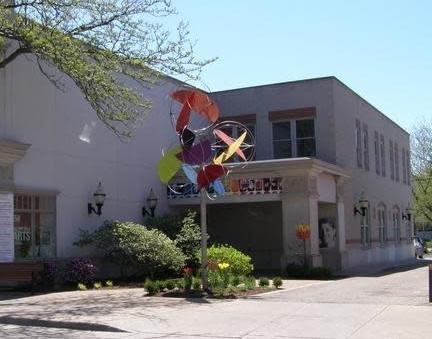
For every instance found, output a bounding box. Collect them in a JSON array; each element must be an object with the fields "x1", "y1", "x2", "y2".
[
  {"x1": 374, "y1": 131, "x2": 380, "y2": 175},
  {"x1": 296, "y1": 119, "x2": 316, "y2": 157},
  {"x1": 363, "y1": 124, "x2": 369, "y2": 171},
  {"x1": 406, "y1": 150, "x2": 411, "y2": 185},
  {"x1": 272, "y1": 118, "x2": 316, "y2": 159},
  {"x1": 14, "y1": 194, "x2": 56, "y2": 260},
  {"x1": 380, "y1": 134, "x2": 386, "y2": 177},
  {"x1": 402, "y1": 147, "x2": 406, "y2": 184},
  {"x1": 356, "y1": 120, "x2": 362, "y2": 168},
  {"x1": 389, "y1": 140, "x2": 394, "y2": 180},
  {"x1": 393, "y1": 209, "x2": 401, "y2": 243},
  {"x1": 361, "y1": 208, "x2": 371, "y2": 248},
  {"x1": 395, "y1": 143, "x2": 399, "y2": 182},
  {"x1": 378, "y1": 206, "x2": 387, "y2": 244},
  {"x1": 272, "y1": 121, "x2": 292, "y2": 159}
]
